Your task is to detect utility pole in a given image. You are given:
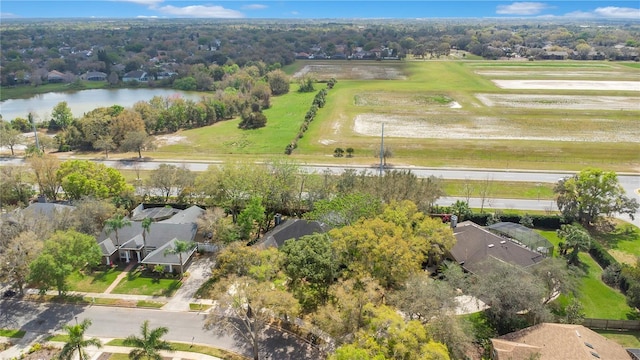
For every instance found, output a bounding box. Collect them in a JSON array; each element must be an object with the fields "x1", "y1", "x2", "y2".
[
  {"x1": 29, "y1": 112, "x2": 40, "y2": 152},
  {"x1": 379, "y1": 123, "x2": 384, "y2": 176}
]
